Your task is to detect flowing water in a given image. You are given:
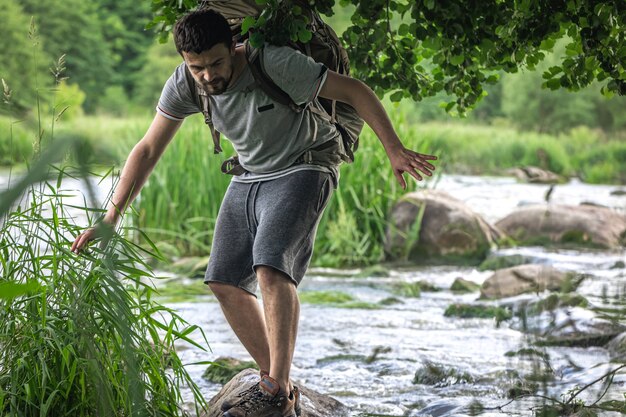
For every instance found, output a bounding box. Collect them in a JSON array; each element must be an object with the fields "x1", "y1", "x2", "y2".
[
  {"x1": 169, "y1": 176, "x2": 626, "y2": 416},
  {"x1": 2, "y1": 172, "x2": 625, "y2": 416}
]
